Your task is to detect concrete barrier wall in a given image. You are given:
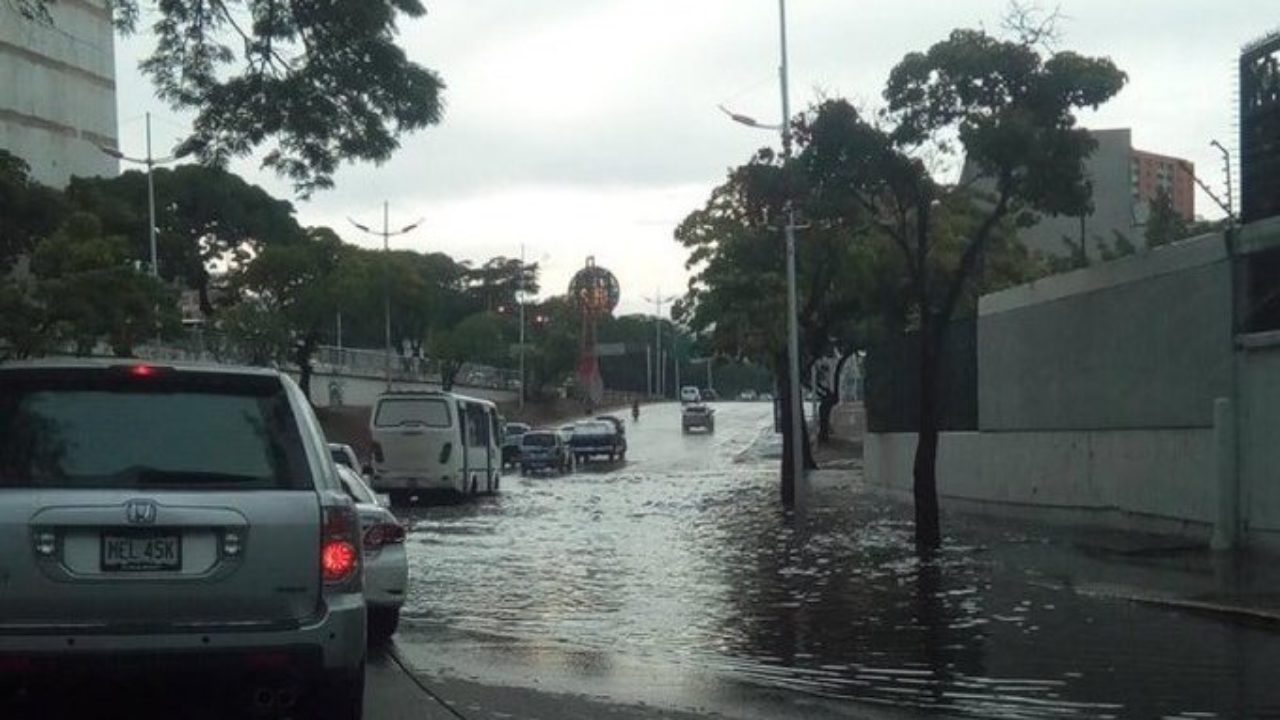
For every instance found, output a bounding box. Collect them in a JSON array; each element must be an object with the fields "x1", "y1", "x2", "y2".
[
  {"x1": 978, "y1": 234, "x2": 1232, "y2": 431},
  {"x1": 865, "y1": 428, "x2": 1215, "y2": 535}
]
